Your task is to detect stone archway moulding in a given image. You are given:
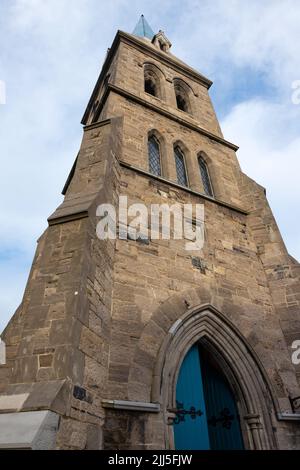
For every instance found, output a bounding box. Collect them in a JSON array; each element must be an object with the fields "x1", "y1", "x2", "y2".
[{"x1": 151, "y1": 304, "x2": 279, "y2": 450}]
